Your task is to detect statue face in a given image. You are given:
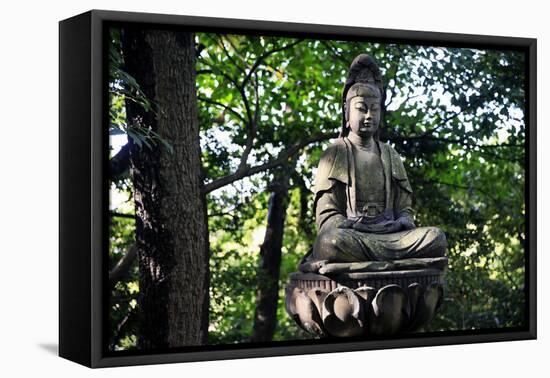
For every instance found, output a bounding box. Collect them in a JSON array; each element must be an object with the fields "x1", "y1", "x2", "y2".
[{"x1": 347, "y1": 93, "x2": 381, "y2": 139}]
